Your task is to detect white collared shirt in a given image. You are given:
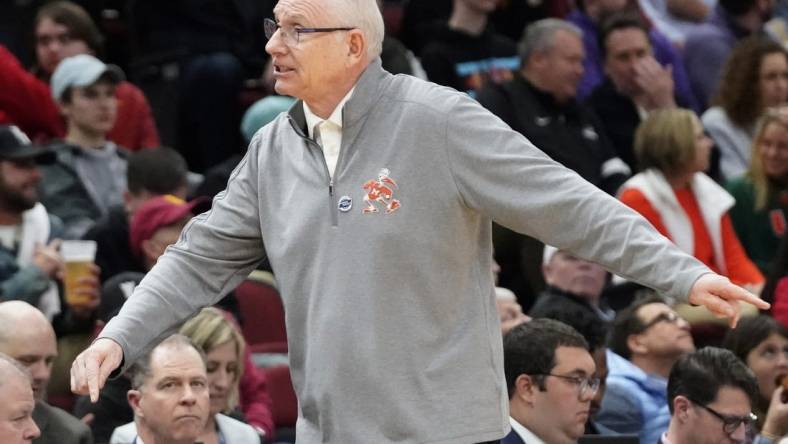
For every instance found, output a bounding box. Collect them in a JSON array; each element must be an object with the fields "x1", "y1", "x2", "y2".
[
  {"x1": 303, "y1": 87, "x2": 355, "y2": 178},
  {"x1": 509, "y1": 416, "x2": 546, "y2": 444}
]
